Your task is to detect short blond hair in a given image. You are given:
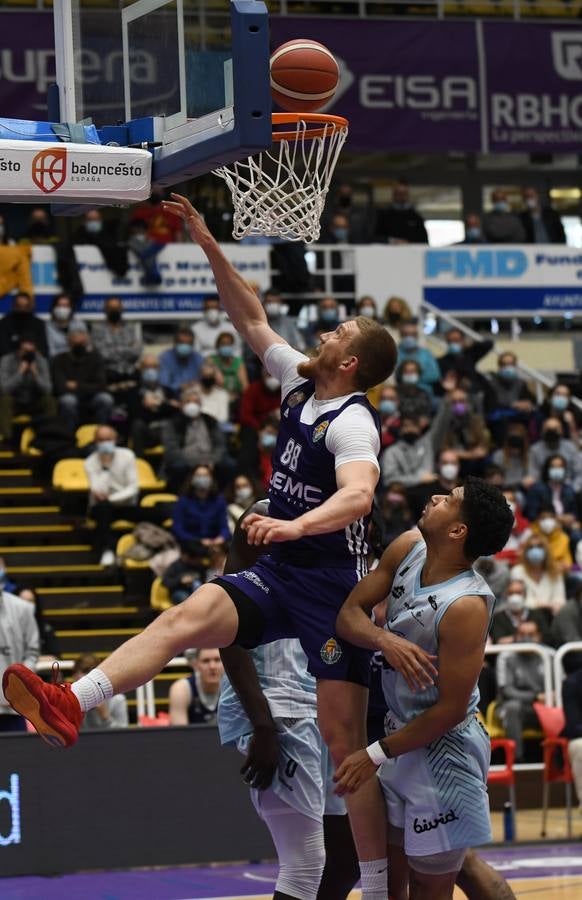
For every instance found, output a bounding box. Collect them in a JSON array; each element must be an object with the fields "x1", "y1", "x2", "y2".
[{"x1": 349, "y1": 317, "x2": 398, "y2": 391}]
